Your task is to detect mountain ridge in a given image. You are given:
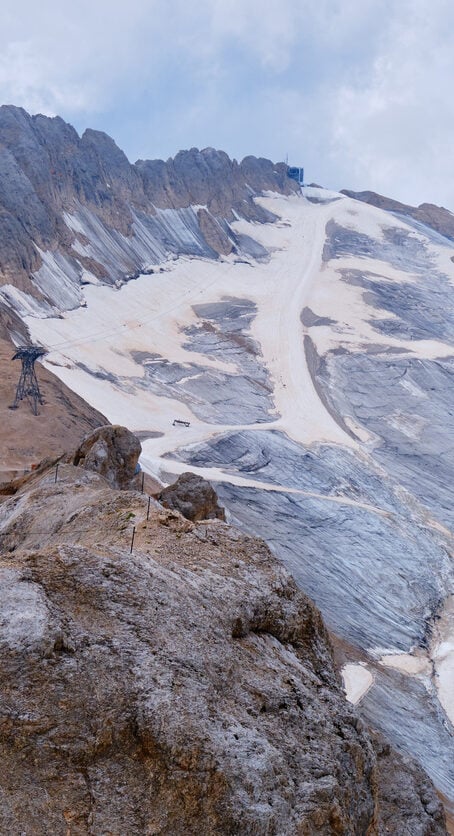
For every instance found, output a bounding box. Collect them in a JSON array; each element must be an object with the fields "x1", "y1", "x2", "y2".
[
  {"x1": 0, "y1": 104, "x2": 297, "y2": 314},
  {"x1": 340, "y1": 188, "x2": 454, "y2": 240}
]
